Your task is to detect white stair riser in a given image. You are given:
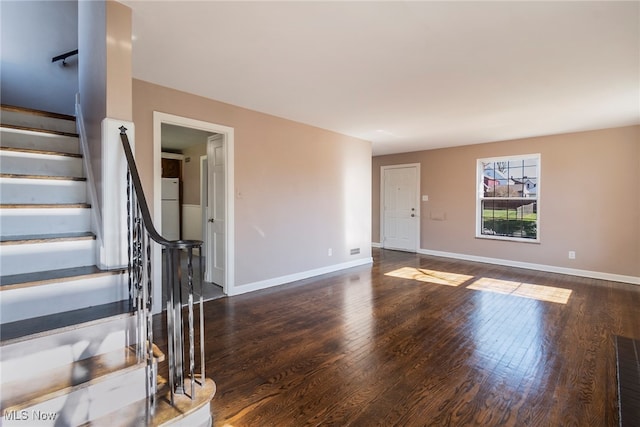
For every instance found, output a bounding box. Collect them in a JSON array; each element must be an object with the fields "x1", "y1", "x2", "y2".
[
  {"x1": 0, "y1": 128, "x2": 80, "y2": 154},
  {"x1": 0, "y1": 310, "x2": 134, "y2": 383},
  {"x1": 1, "y1": 365, "x2": 147, "y2": 427},
  {"x1": 0, "y1": 239, "x2": 96, "y2": 275},
  {"x1": 1, "y1": 110, "x2": 77, "y2": 134},
  {"x1": 0, "y1": 272, "x2": 127, "y2": 324},
  {"x1": 0, "y1": 208, "x2": 91, "y2": 236},
  {"x1": 0, "y1": 178, "x2": 87, "y2": 204},
  {"x1": 0, "y1": 151, "x2": 84, "y2": 177}
]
